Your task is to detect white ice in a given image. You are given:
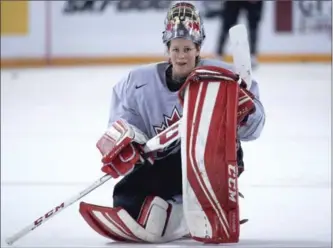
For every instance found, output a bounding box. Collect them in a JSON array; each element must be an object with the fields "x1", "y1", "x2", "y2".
[{"x1": 1, "y1": 63, "x2": 331, "y2": 247}]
